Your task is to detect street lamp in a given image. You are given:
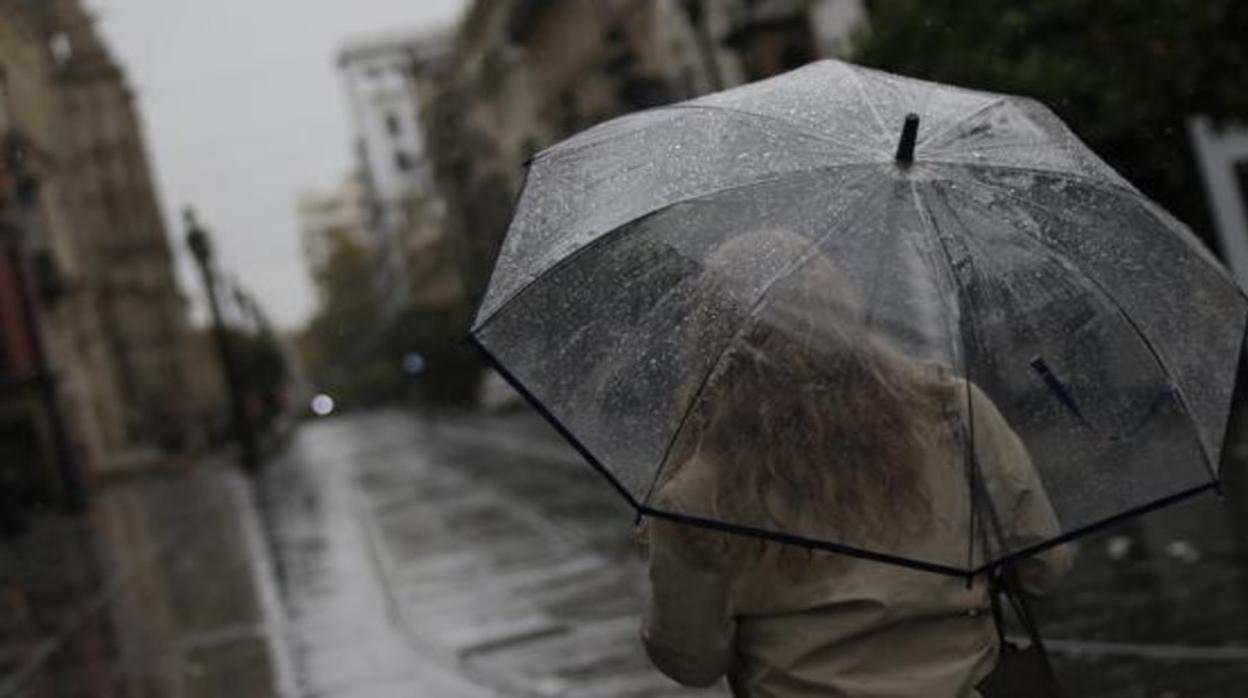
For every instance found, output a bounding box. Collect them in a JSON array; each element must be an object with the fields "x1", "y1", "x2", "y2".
[{"x1": 184, "y1": 207, "x2": 260, "y2": 471}]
